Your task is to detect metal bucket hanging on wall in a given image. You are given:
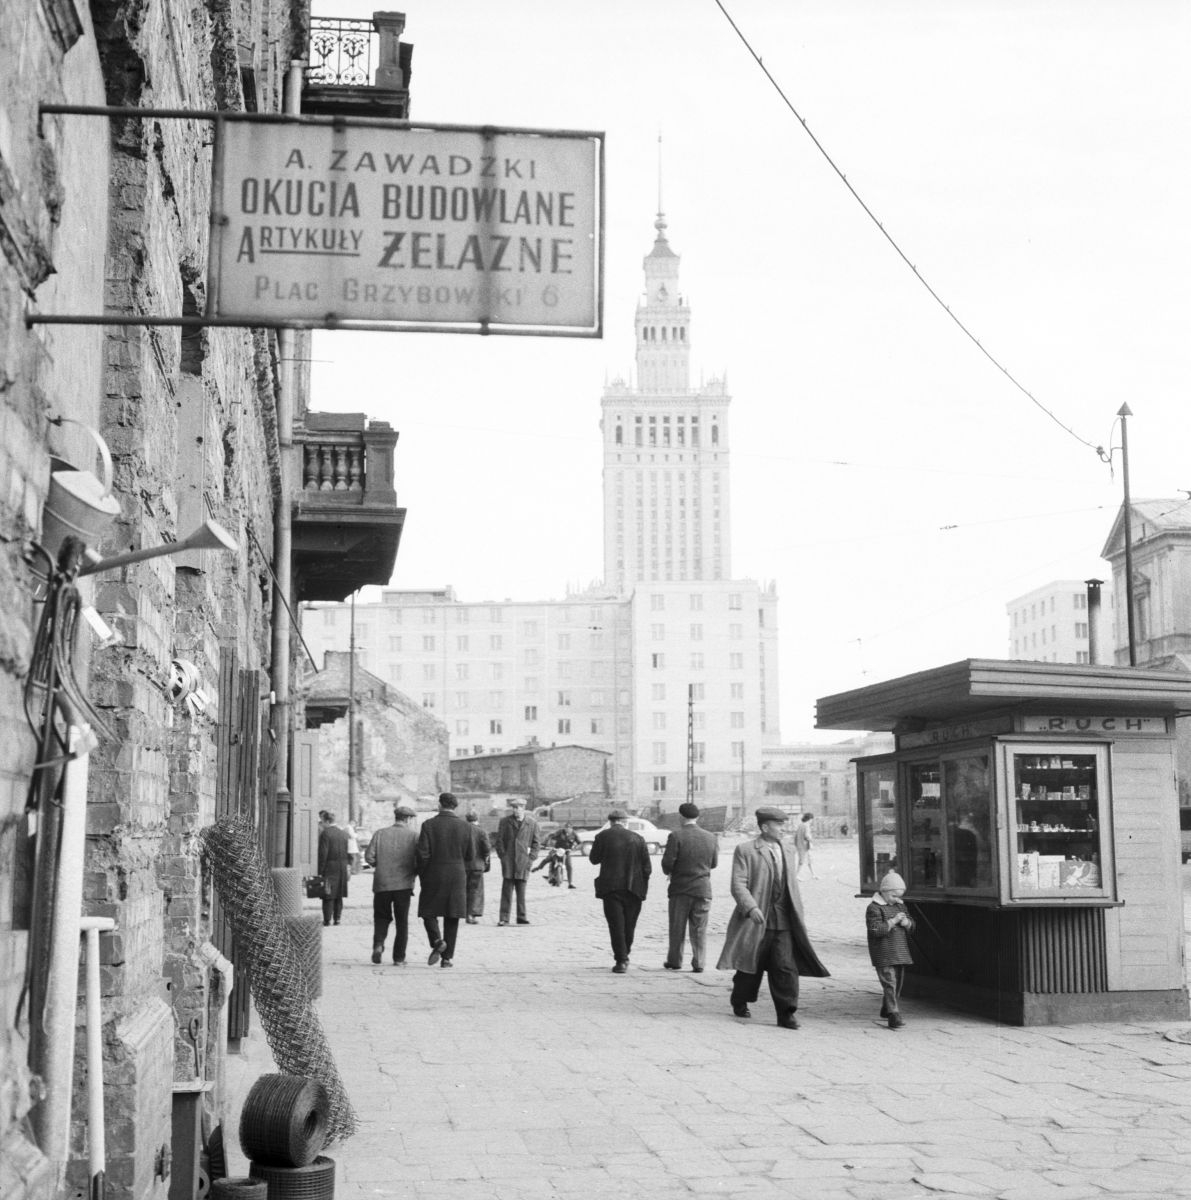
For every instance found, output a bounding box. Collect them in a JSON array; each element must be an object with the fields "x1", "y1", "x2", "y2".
[{"x1": 41, "y1": 422, "x2": 121, "y2": 559}]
